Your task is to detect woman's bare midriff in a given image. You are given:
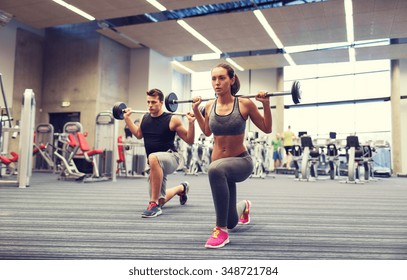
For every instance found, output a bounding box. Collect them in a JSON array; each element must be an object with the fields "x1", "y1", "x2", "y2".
[{"x1": 211, "y1": 134, "x2": 247, "y2": 161}]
